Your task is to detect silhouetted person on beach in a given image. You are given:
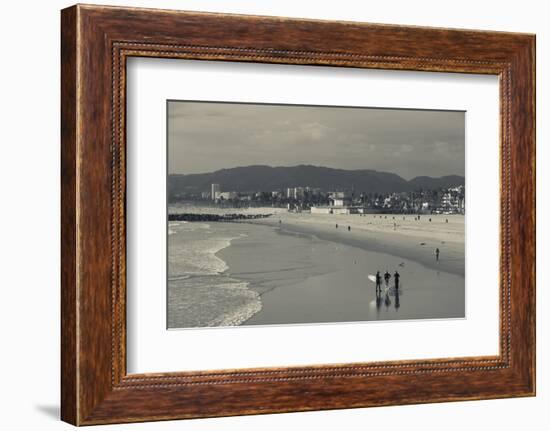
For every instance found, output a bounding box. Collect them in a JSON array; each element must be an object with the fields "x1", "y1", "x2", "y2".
[
  {"x1": 348, "y1": 225, "x2": 351, "y2": 231},
  {"x1": 335, "y1": 223, "x2": 338, "y2": 229},
  {"x1": 375, "y1": 271, "x2": 382, "y2": 292},
  {"x1": 394, "y1": 271, "x2": 400, "y2": 290},
  {"x1": 384, "y1": 270, "x2": 391, "y2": 288},
  {"x1": 435, "y1": 248, "x2": 440, "y2": 261}
]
